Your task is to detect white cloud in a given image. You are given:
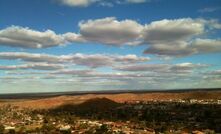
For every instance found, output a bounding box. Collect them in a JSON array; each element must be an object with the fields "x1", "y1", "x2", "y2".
[
  {"x1": 0, "y1": 52, "x2": 150, "y2": 68},
  {"x1": 115, "y1": 64, "x2": 170, "y2": 72},
  {"x1": 0, "y1": 17, "x2": 220, "y2": 58},
  {"x1": 192, "y1": 38, "x2": 221, "y2": 53},
  {"x1": 98, "y1": 1, "x2": 113, "y2": 7},
  {"x1": 198, "y1": 7, "x2": 219, "y2": 13},
  {"x1": 78, "y1": 17, "x2": 143, "y2": 45},
  {"x1": 0, "y1": 63, "x2": 64, "y2": 70},
  {"x1": 142, "y1": 18, "x2": 221, "y2": 56},
  {"x1": 52, "y1": 69, "x2": 94, "y2": 75},
  {"x1": 57, "y1": 0, "x2": 149, "y2": 7},
  {"x1": 0, "y1": 52, "x2": 61, "y2": 63},
  {"x1": 51, "y1": 69, "x2": 152, "y2": 78},
  {"x1": 58, "y1": 0, "x2": 98, "y2": 7},
  {"x1": 143, "y1": 18, "x2": 204, "y2": 44},
  {"x1": 169, "y1": 63, "x2": 208, "y2": 73},
  {"x1": 197, "y1": 19, "x2": 221, "y2": 29},
  {"x1": 207, "y1": 69, "x2": 221, "y2": 76},
  {"x1": 65, "y1": 53, "x2": 114, "y2": 68},
  {"x1": 126, "y1": 0, "x2": 148, "y2": 4},
  {"x1": 0, "y1": 17, "x2": 144, "y2": 48},
  {"x1": 0, "y1": 26, "x2": 66, "y2": 48},
  {"x1": 64, "y1": 53, "x2": 149, "y2": 68},
  {"x1": 62, "y1": 32, "x2": 86, "y2": 42},
  {"x1": 114, "y1": 62, "x2": 208, "y2": 73},
  {"x1": 143, "y1": 41, "x2": 196, "y2": 56},
  {"x1": 143, "y1": 38, "x2": 221, "y2": 57}
]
